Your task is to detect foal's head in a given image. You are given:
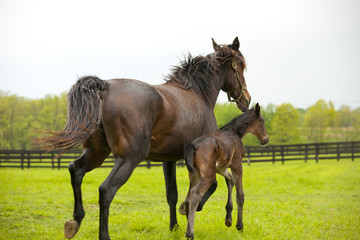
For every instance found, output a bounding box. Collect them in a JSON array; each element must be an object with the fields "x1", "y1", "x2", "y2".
[
  {"x1": 212, "y1": 37, "x2": 251, "y2": 112},
  {"x1": 246, "y1": 103, "x2": 269, "y2": 145},
  {"x1": 220, "y1": 103, "x2": 268, "y2": 145}
]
